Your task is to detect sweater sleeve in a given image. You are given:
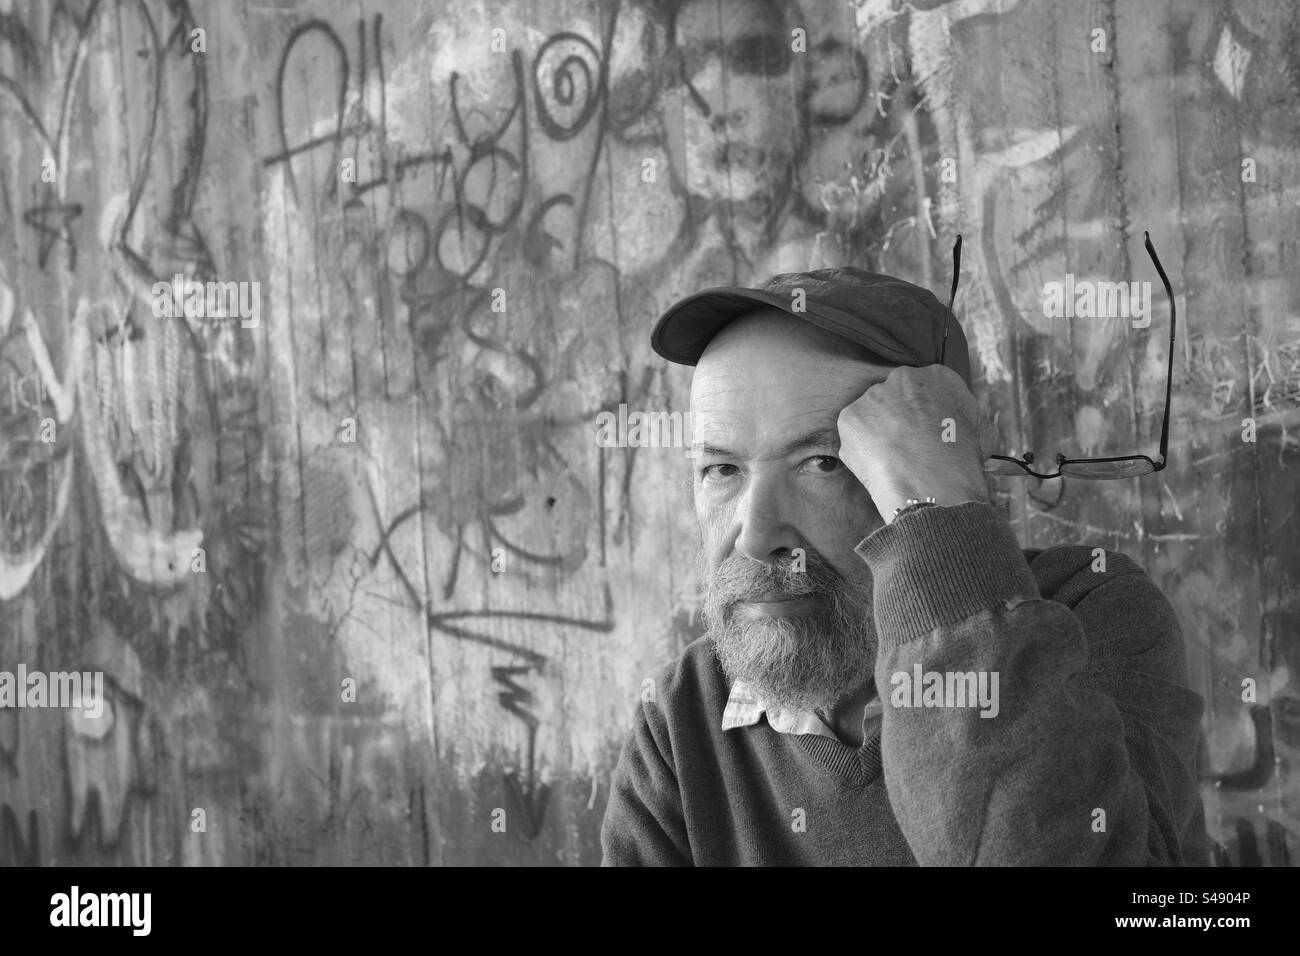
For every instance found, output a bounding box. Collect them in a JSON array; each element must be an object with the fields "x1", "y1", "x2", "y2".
[
  {"x1": 854, "y1": 501, "x2": 1206, "y2": 866},
  {"x1": 600, "y1": 696, "x2": 692, "y2": 866}
]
